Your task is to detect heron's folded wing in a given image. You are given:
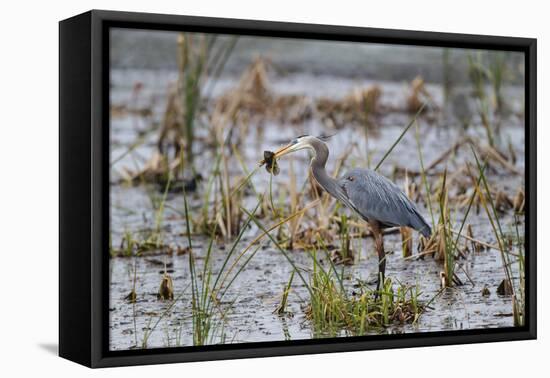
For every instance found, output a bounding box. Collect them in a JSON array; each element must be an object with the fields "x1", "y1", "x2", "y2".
[{"x1": 343, "y1": 169, "x2": 421, "y2": 228}]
